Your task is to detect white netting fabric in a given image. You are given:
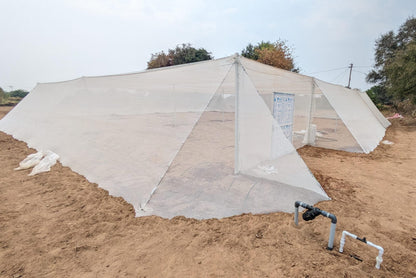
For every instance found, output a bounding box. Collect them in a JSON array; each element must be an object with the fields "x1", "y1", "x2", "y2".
[
  {"x1": 310, "y1": 91, "x2": 362, "y2": 152},
  {"x1": 0, "y1": 55, "x2": 389, "y2": 219},
  {"x1": 314, "y1": 79, "x2": 387, "y2": 153},
  {"x1": 0, "y1": 58, "x2": 233, "y2": 211},
  {"x1": 142, "y1": 63, "x2": 328, "y2": 219},
  {"x1": 357, "y1": 90, "x2": 391, "y2": 128},
  {"x1": 236, "y1": 65, "x2": 327, "y2": 197},
  {"x1": 240, "y1": 57, "x2": 317, "y2": 149}
]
